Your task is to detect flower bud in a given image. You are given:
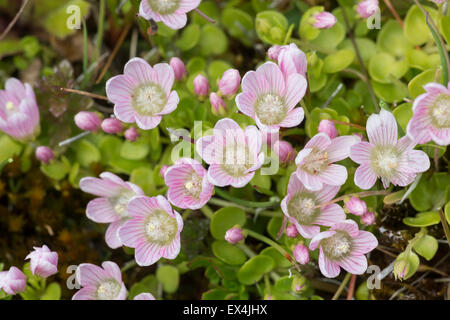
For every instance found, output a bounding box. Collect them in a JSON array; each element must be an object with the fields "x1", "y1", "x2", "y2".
[
  {"x1": 101, "y1": 118, "x2": 123, "y2": 134},
  {"x1": 35, "y1": 146, "x2": 54, "y2": 165},
  {"x1": 124, "y1": 127, "x2": 139, "y2": 142},
  {"x1": 210, "y1": 92, "x2": 226, "y2": 116},
  {"x1": 312, "y1": 12, "x2": 337, "y2": 29},
  {"x1": 278, "y1": 43, "x2": 308, "y2": 77},
  {"x1": 273, "y1": 140, "x2": 295, "y2": 164},
  {"x1": 193, "y1": 74, "x2": 210, "y2": 98},
  {"x1": 170, "y1": 57, "x2": 187, "y2": 81},
  {"x1": 393, "y1": 255, "x2": 410, "y2": 281},
  {"x1": 286, "y1": 225, "x2": 299, "y2": 238},
  {"x1": 361, "y1": 211, "x2": 376, "y2": 225},
  {"x1": 0, "y1": 266, "x2": 27, "y2": 295},
  {"x1": 291, "y1": 275, "x2": 308, "y2": 293},
  {"x1": 293, "y1": 244, "x2": 310, "y2": 265},
  {"x1": 225, "y1": 226, "x2": 245, "y2": 244},
  {"x1": 25, "y1": 245, "x2": 58, "y2": 278},
  {"x1": 345, "y1": 197, "x2": 367, "y2": 216},
  {"x1": 357, "y1": 0, "x2": 379, "y2": 18},
  {"x1": 218, "y1": 69, "x2": 241, "y2": 97},
  {"x1": 267, "y1": 45, "x2": 282, "y2": 60},
  {"x1": 74, "y1": 111, "x2": 102, "y2": 132},
  {"x1": 318, "y1": 119, "x2": 338, "y2": 139}
]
